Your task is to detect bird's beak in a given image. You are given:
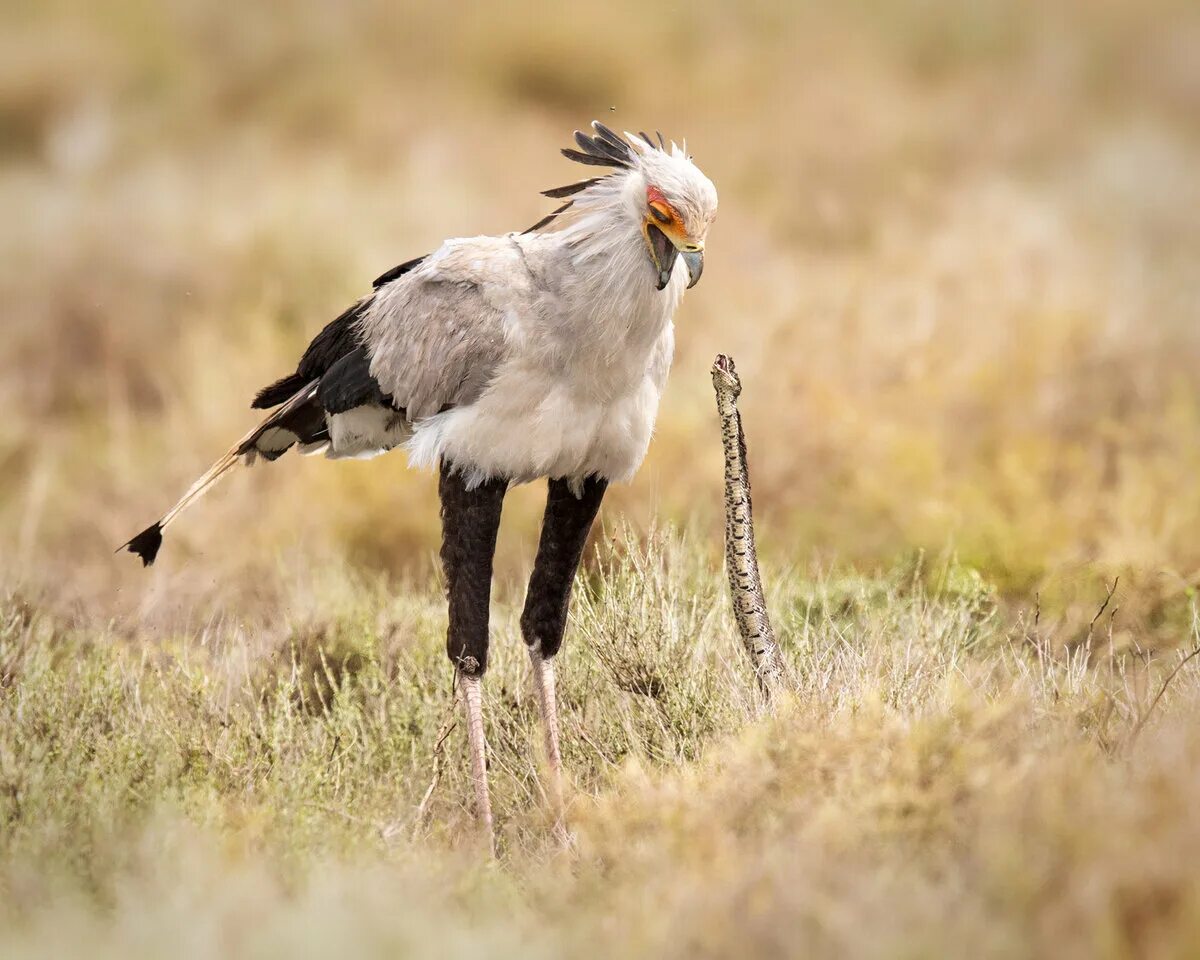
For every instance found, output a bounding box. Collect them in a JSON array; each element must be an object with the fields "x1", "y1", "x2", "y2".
[
  {"x1": 671, "y1": 236, "x2": 705, "y2": 289},
  {"x1": 645, "y1": 223, "x2": 706, "y2": 291}
]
